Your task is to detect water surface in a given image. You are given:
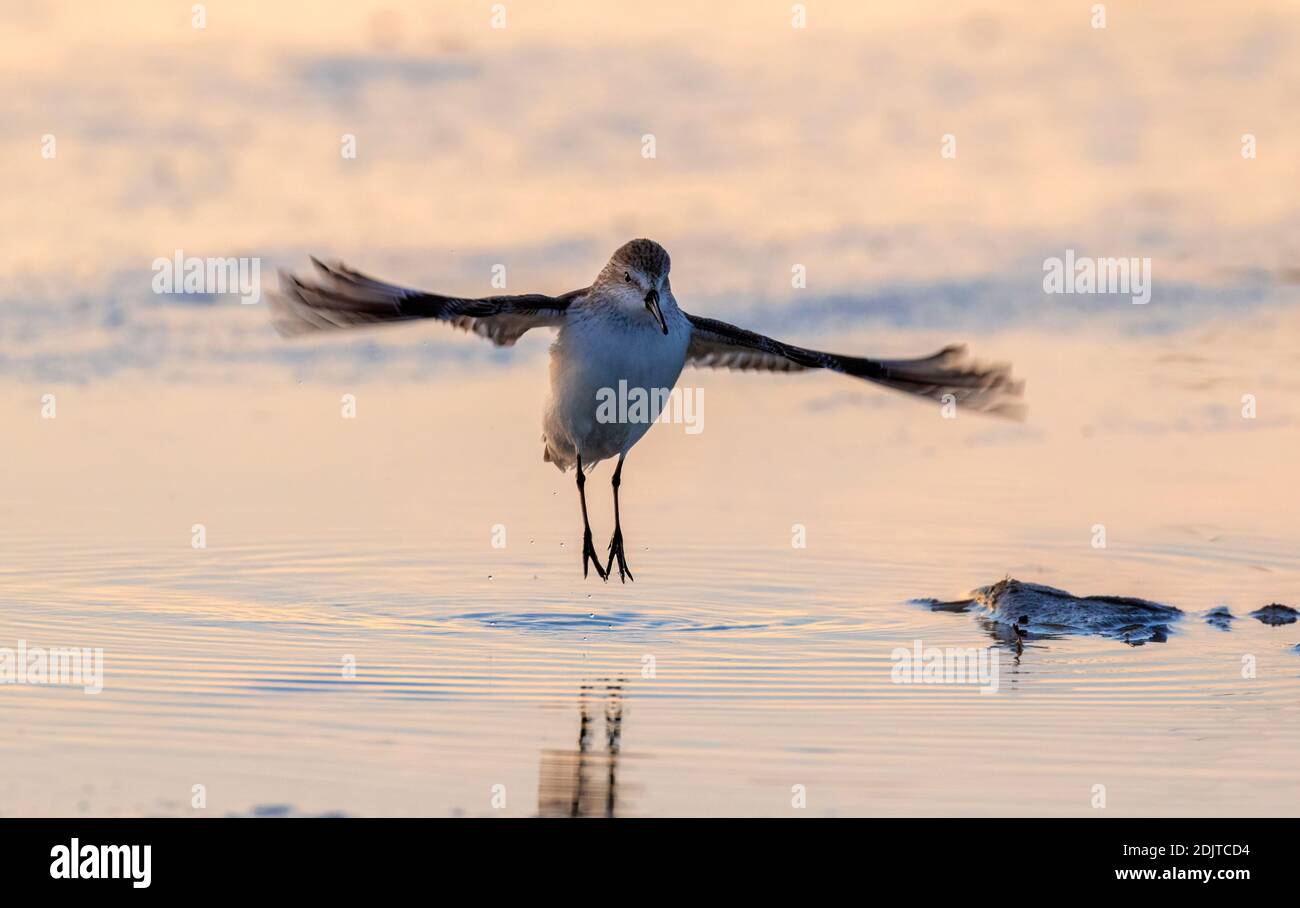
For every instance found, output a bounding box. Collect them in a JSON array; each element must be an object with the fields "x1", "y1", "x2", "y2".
[{"x1": 3, "y1": 313, "x2": 1298, "y2": 816}]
